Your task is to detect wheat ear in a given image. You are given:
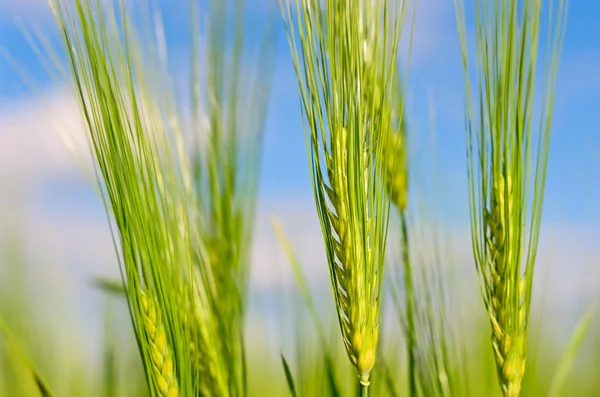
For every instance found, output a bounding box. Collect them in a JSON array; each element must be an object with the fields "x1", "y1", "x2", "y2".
[
  {"x1": 49, "y1": 0, "x2": 231, "y2": 394},
  {"x1": 280, "y1": 0, "x2": 412, "y2": 391},
  {"x1": 455, "y1": 0, "x2": 568, "y2": 396},
  {"x1": 382, "y1": 77, "x2": 409, "y2": 213},
  {"x1": 381, "y1": 74, "x2": 416, "y2": 395},
  {"x1": 384, "y1": 128, "x2": 408, "y2": 212},
  {"x1": 140, "y1": 291, "x2": 179, "y2": 397},
  {"x1": 484, "y1": 174, "x2": 527, "y2": 397}
]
